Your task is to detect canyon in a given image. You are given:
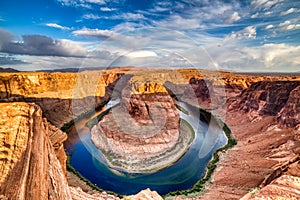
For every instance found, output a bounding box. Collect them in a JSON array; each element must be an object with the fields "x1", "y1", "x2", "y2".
[{"x1": 0, "y1": 67, "x2": 299, "y2": 199}]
